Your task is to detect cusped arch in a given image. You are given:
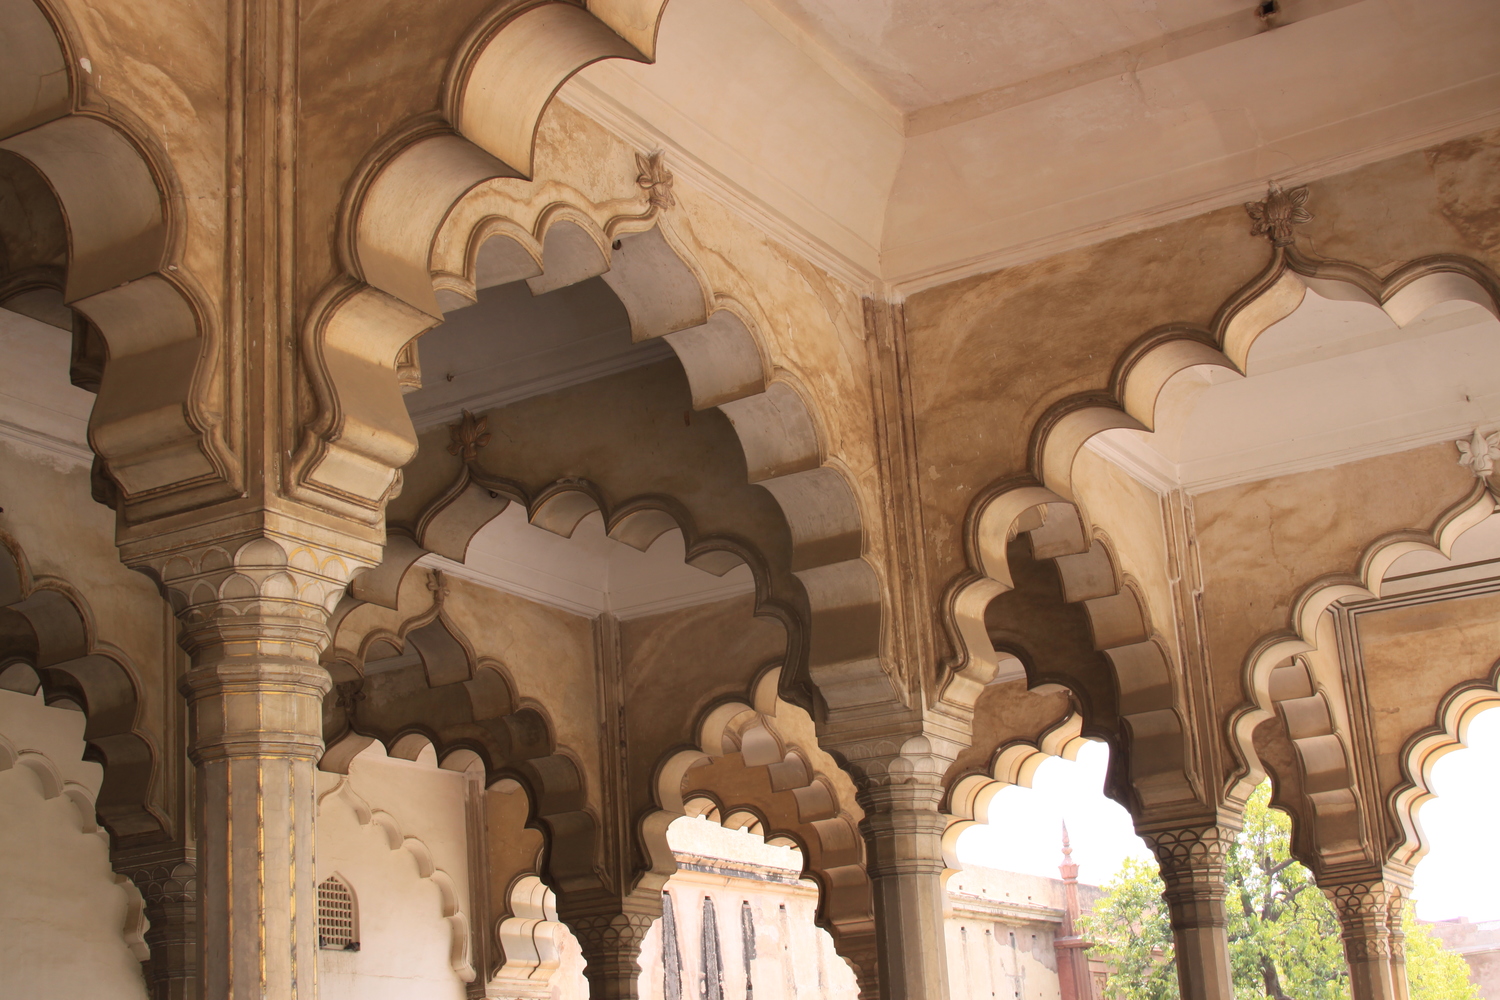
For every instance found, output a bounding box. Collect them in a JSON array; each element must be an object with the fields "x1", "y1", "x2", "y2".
[
  {"x1": 0, "y1": 532, "x2": 162, "y2": 842},
  {"x1": 321, "y1": 579, "x2": 603, "y2": 903},
  {"x1": 647, "y1": 665, "x2": 876, "y2": 994},
  {"x1": 317, "y1": 774, "x2": 475, "y2": 980},
  {"x1": 0, "y1": 1, "x2": 225, "y2": 505},
  {"x1": 941, "y1": 710, "x2": 1089, "y2": 870},
  {"x1": 952, "y1": 247, "x2": 1500, "y2": 822},
  {"x1": 1390, "y1": 658, "x2": 1500, "y2": 870},
  {"x1": 490, "y1": 873, "x2": 578, "y2": 995},
  {"x1": 320, "y1": 156, "x2": 887, "y2": 712},
  {"x1": 0, "y1": 700, "x2": 151, "y2": 962},
  {"x1": 1228, "y1": 482, "x2": 1499, "y2": 861}
]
